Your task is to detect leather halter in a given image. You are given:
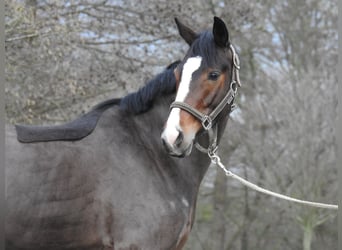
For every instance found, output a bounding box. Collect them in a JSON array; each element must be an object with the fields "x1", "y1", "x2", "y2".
[{"x1": 169, "y1": 44, "x2": 241, "y2": 153}]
